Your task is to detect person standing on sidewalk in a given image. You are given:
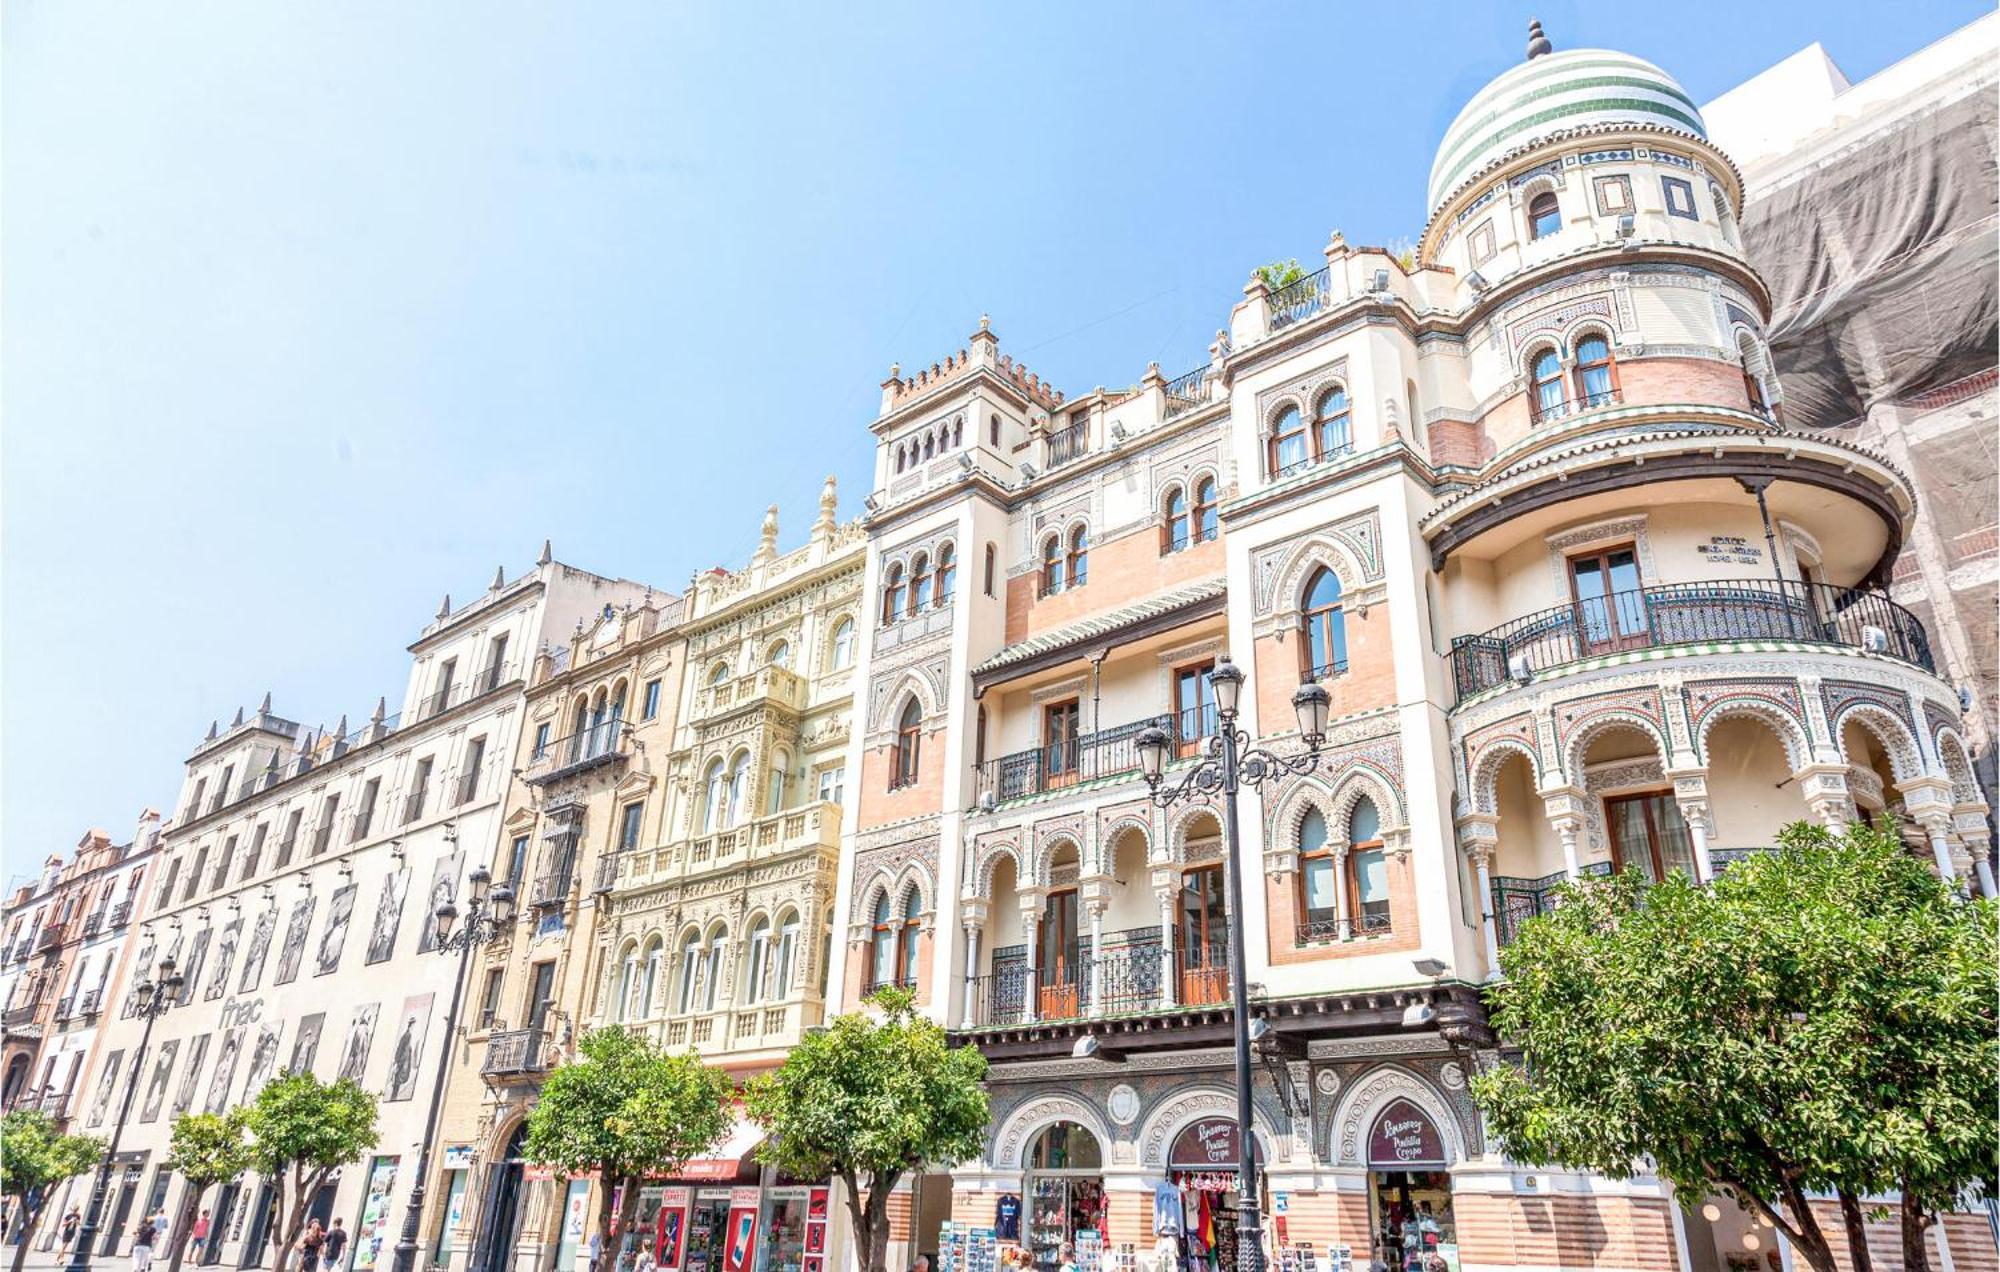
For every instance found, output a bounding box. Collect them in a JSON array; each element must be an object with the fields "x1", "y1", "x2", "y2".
[
  {"x1": 320, "y1": 1218, "x2": 348, "y2": 1272},
  {"x1": 299, "y1": 1219, "x2": 326, "y2": 1272},
  {"x1": 131, "y1": 1215, "x2": 157, "y2": 1272}
]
